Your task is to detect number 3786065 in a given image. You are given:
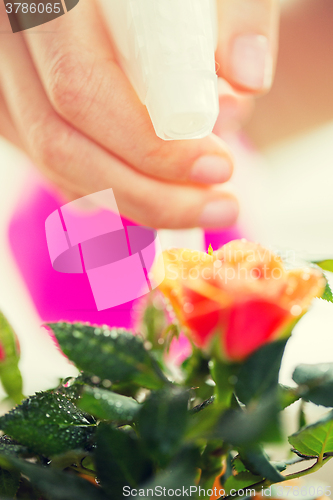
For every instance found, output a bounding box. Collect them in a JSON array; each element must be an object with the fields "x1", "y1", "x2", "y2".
[{"x1": 5, "y1": 3, "x2": 62, "y2": 14}]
